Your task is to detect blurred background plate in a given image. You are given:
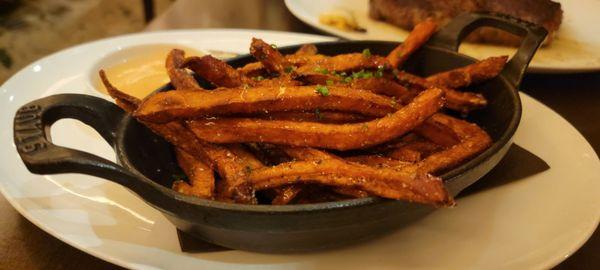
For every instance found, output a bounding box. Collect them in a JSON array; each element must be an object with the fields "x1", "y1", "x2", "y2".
[{"x1": 285, "y1": 0, "x2": 600, "y2": 73}]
